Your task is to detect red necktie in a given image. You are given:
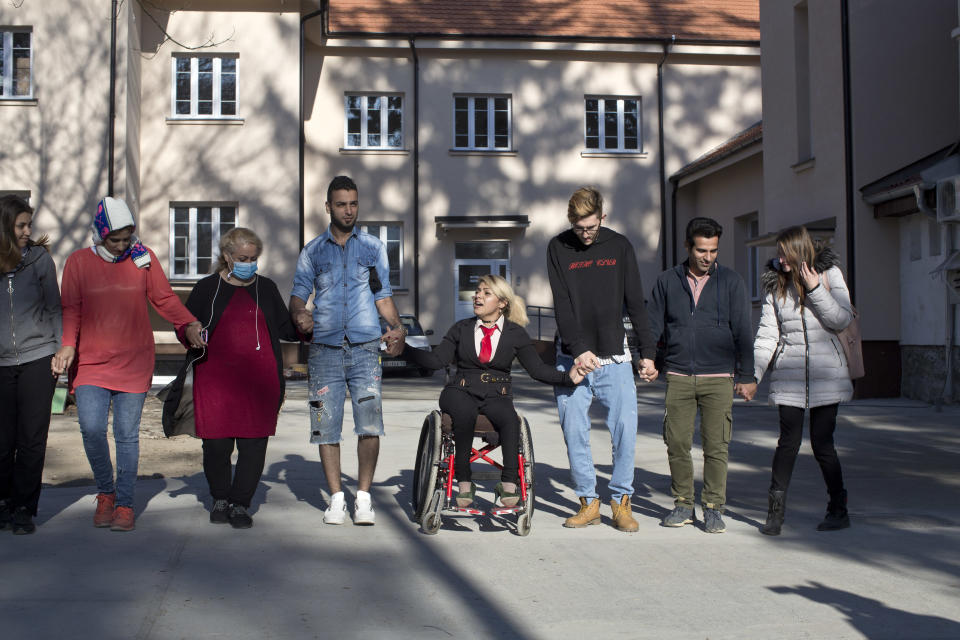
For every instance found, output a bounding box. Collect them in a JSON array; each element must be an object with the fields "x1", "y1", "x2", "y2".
[{"x1": 479, "y1": 325, "x2": 497, "y2": 363}]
